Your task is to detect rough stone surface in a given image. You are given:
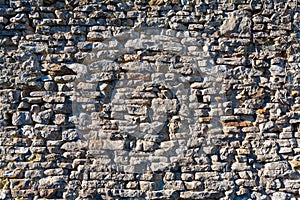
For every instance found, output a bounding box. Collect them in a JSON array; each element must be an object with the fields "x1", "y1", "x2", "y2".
[{"x1": 1, "y1": 0, "x2": 300, "y2": 199}]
